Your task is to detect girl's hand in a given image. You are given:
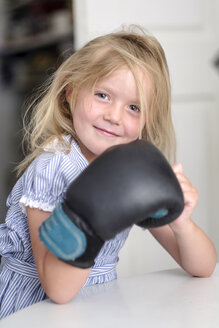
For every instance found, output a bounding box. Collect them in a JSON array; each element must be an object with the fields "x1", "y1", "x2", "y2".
[
  {"x1": 150, "y1": 162, "x2": 217, "y2": 277},
  {"x1": 169, "y1": 163, "x2": 199, "y2": 234}
]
